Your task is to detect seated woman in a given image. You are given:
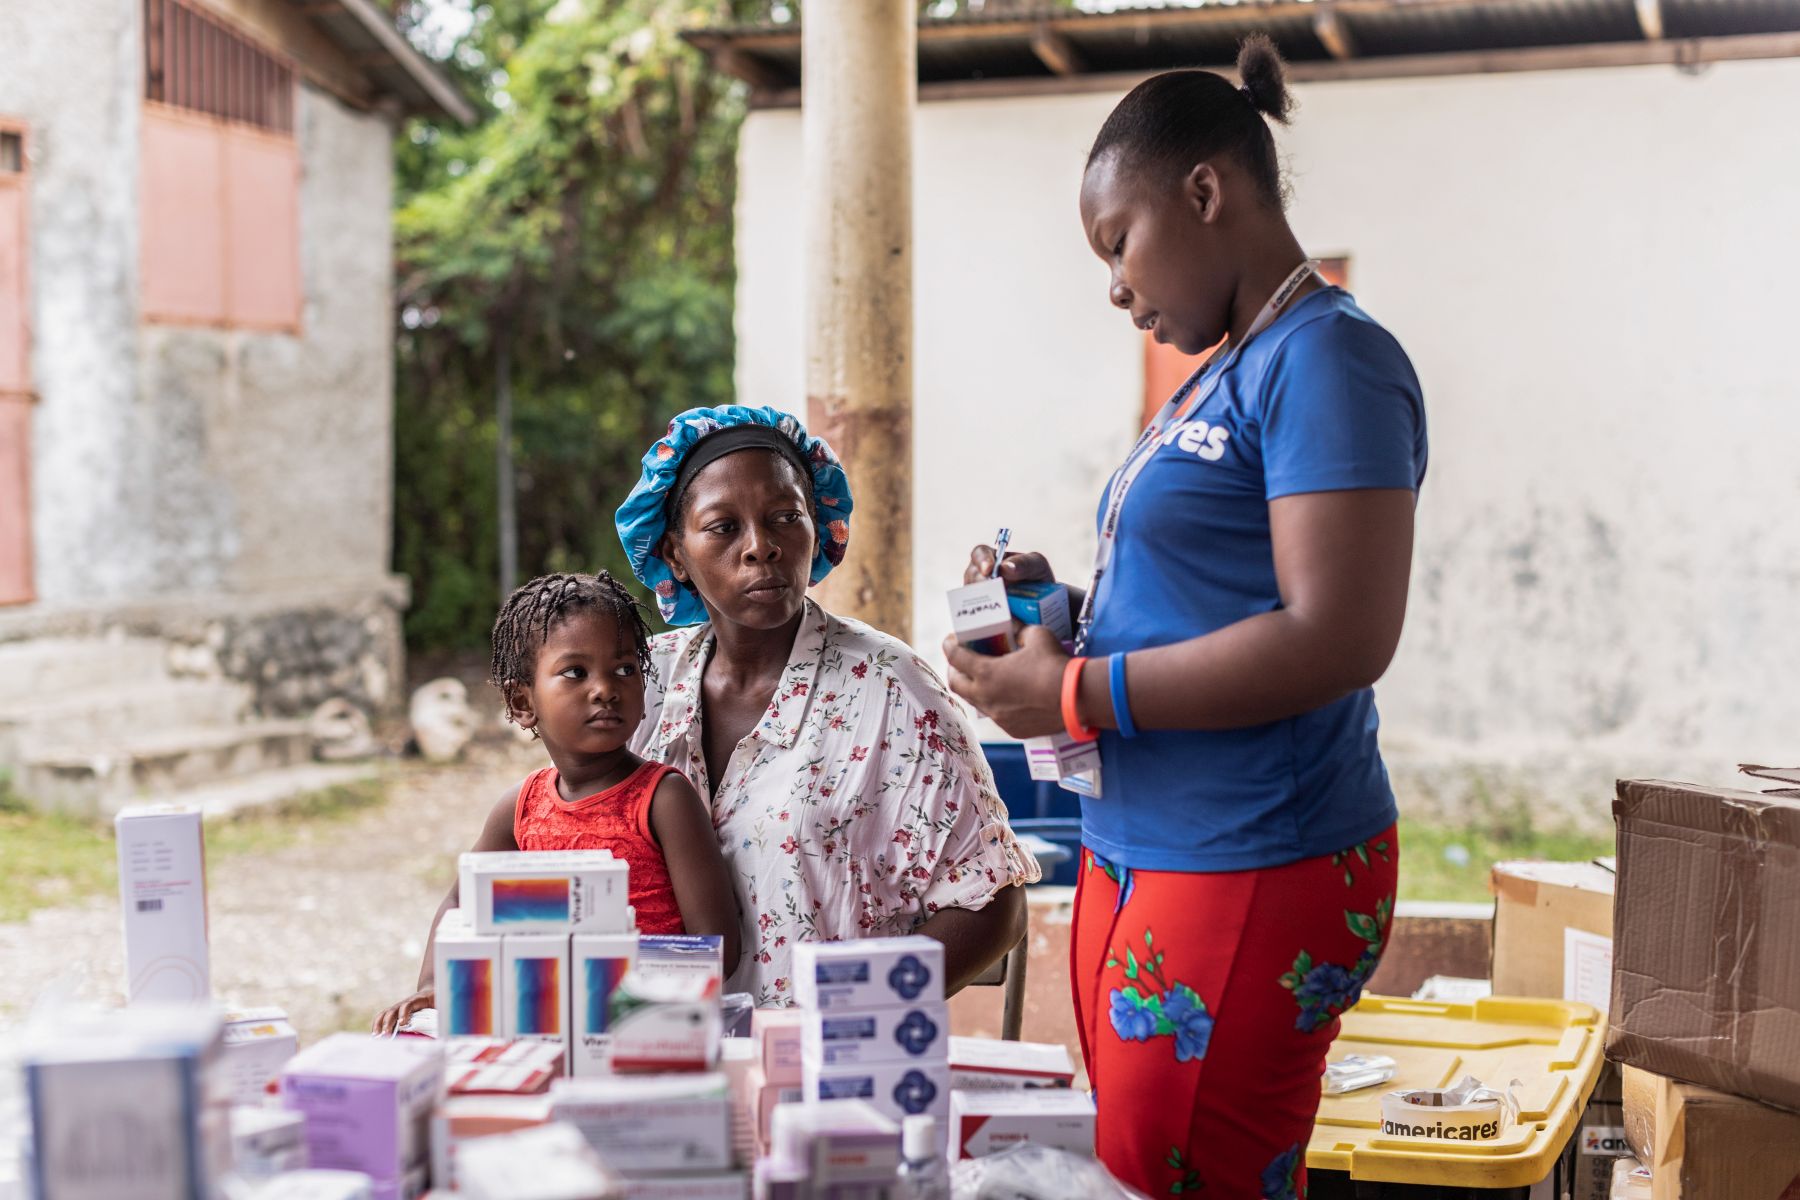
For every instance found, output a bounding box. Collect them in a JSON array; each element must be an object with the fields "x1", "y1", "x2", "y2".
[{"x1": 616, "y1": 405, "x2": 1041, "y2": 1005}]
